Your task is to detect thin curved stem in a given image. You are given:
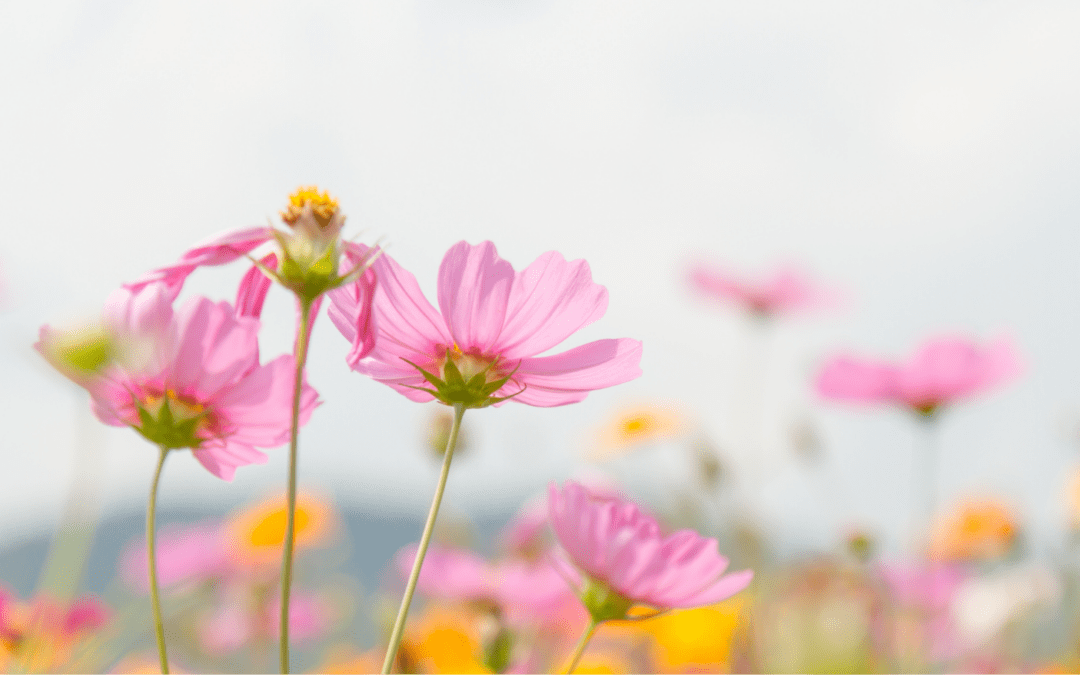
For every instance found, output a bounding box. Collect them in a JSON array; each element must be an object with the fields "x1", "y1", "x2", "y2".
[
  {"x1": 564, "y1": 618, "x2": 600, "y2": 674},
  {"x1": 381, "y1": 403, "x2": 466, "y2": 674},
  {"x1": 280, "y1": 299, "x2": 314, "y2": 675},
  {"x1": 148, "y1": 445, "x2": 170, "y2": 674}
]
